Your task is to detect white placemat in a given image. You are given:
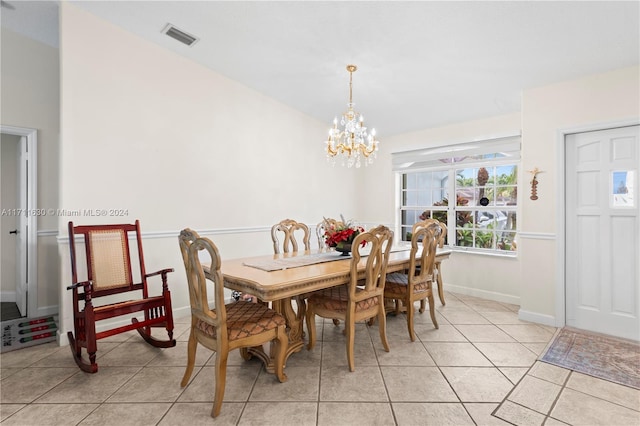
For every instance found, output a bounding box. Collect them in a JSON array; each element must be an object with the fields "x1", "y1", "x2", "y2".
[
  {"x1": 242, "y1": 244, "x2": 412, "y2": 272},
  {"x1": 243, "y1": 251, "x2": 347, "y2": 271}
]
